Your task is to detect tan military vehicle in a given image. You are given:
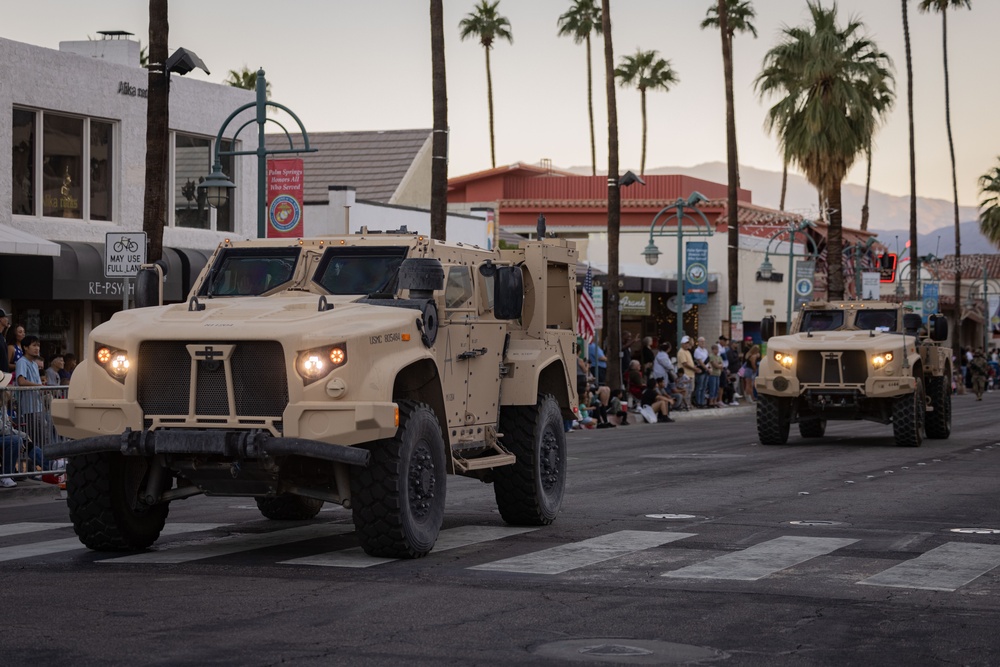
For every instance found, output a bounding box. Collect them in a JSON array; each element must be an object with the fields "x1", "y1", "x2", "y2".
[
  {"x1": 755, "y1": 301, "x2": 952, "y2": 448},
  {"x1": 50, "y1": 230, "x2": 579, "y2": 558}
]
